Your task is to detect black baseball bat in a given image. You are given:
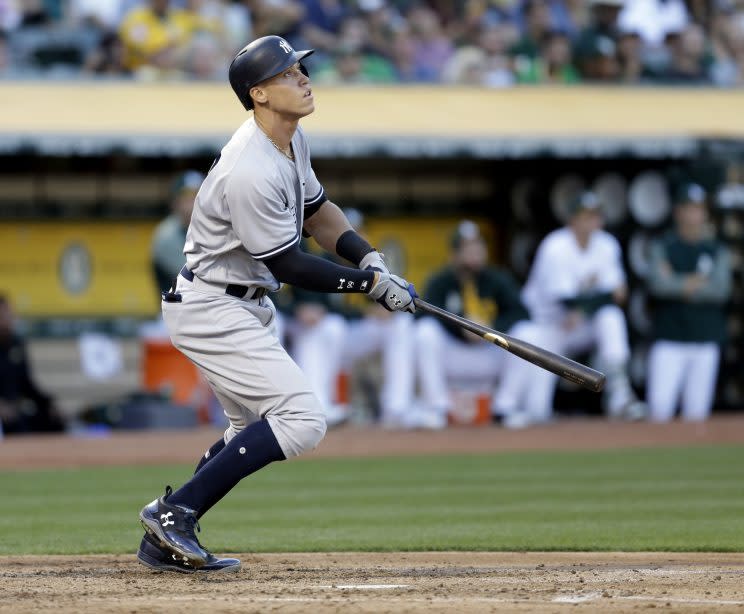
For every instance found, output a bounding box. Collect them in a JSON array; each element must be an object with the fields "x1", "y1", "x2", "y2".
[{"x1": 413, "y1": 298, "x2": 606, "y2": 392}]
